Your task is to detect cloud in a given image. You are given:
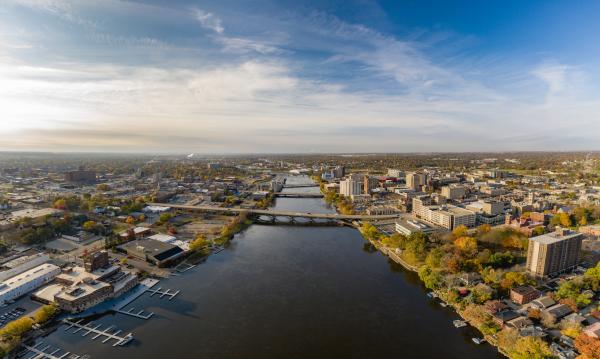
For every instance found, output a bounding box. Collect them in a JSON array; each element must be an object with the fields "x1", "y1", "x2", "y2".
[
  {"x1": 192, "y1": 8, "x2": 224, "y2": 34},
  {"x1": 1, "y1": 1, "x2": 599, "y2": 152}
]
